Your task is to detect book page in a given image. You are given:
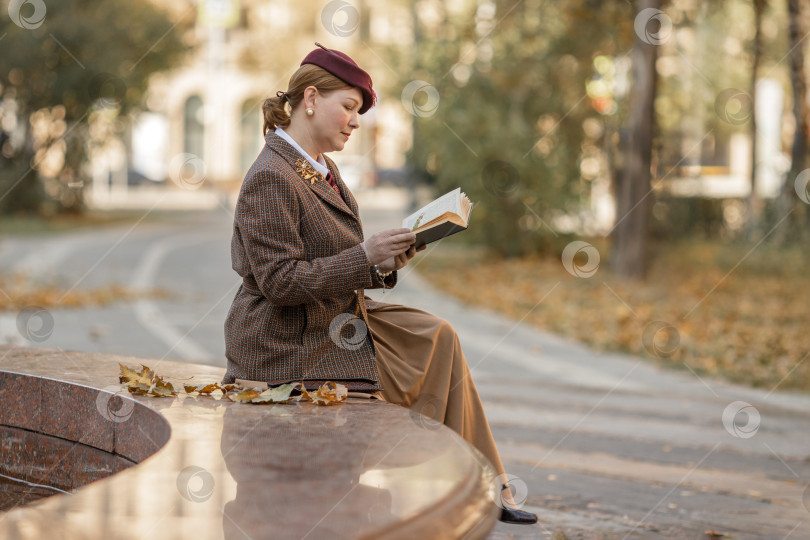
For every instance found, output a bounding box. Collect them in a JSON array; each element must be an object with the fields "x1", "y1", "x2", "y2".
[
  {"x1": 461, "y1": 196, "x2": 472, "y2": 223},
  {"x1": 402, "y1": 188, "x2": 462, "y2": 230}
]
